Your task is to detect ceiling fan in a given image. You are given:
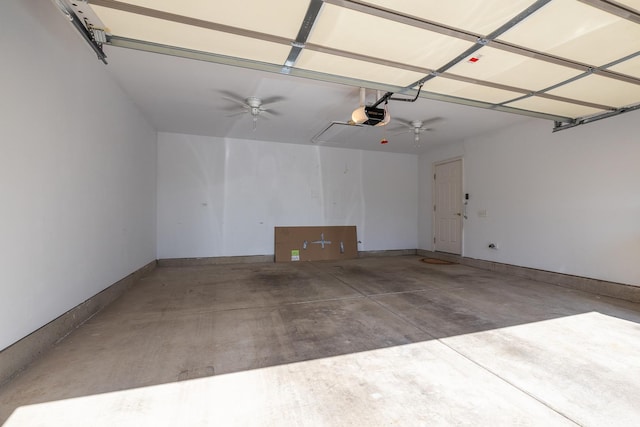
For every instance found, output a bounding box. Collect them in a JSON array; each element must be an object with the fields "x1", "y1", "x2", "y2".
[
  {"x1": 389, "y1": 117, "x2": 442, "y2": 146},
  {"x1": 220, "y1": 90, "x2": 285, "y2": 130}
]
